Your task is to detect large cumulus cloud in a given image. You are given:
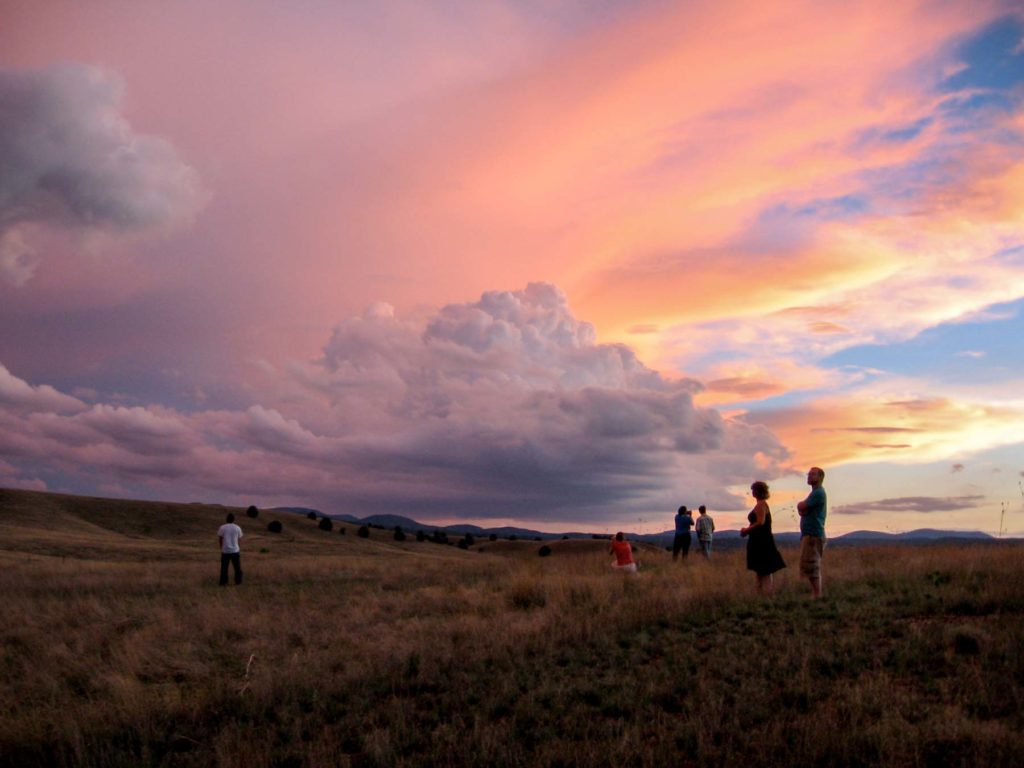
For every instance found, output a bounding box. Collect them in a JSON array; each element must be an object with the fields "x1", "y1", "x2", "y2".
[
  {"x1": 0, "y1": 63, "x2": 203, "y2": 285},
  {"x1": 0, "y1": 285, "x2": 788, "y2": 525}
]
